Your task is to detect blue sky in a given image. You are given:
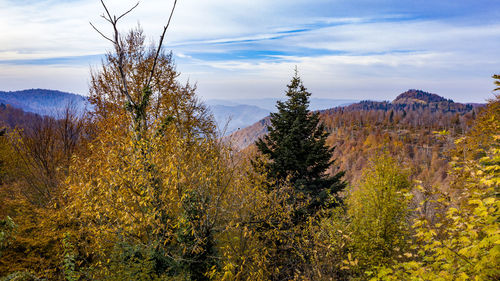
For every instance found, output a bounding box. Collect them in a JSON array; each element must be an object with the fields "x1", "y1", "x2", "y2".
[{"x1": 0, "y1": 0, "x2": 499, "y2": 102}]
